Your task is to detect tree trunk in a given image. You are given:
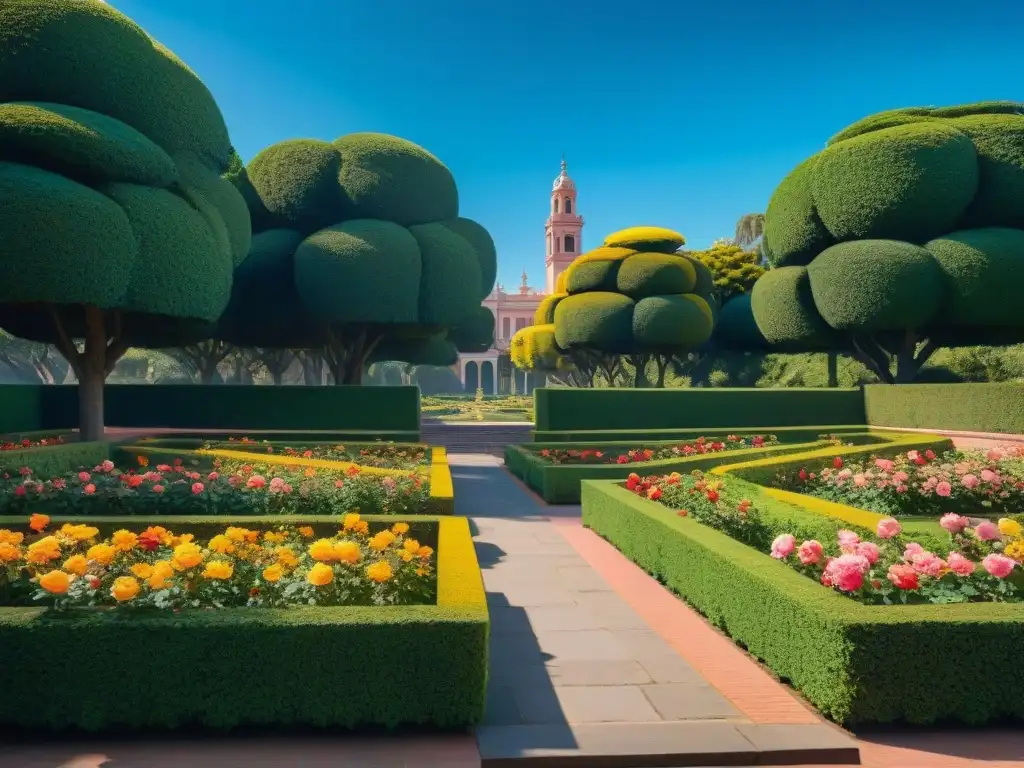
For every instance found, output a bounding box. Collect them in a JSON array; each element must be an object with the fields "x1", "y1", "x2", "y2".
[
  {"x1": 78, "y1": 363, "x2": 105, "y2": 441},
  {"x1": 271, "y1": 369, "x2": 284, "y2": 385},
  {"x1": 827, "y1": 351, "x2": 838, "y2": 388},
  {"x1": 655, "y1": 355, "x2": 669, "y2": 388}
]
